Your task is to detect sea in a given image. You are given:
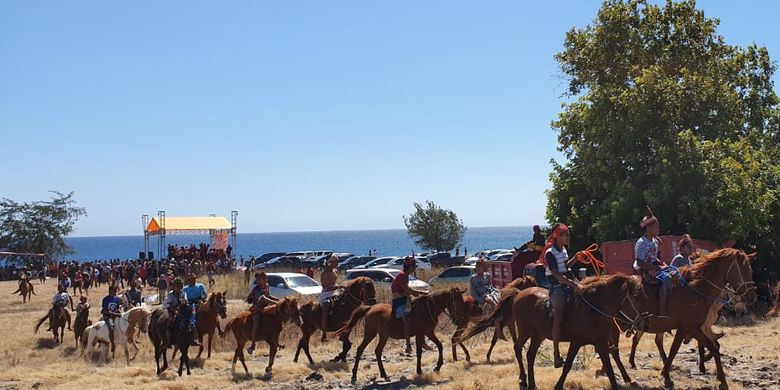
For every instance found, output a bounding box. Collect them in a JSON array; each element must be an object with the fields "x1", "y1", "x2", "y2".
[{"x1": 63, "y1": 226, "x2": 532, "y2": 261}]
